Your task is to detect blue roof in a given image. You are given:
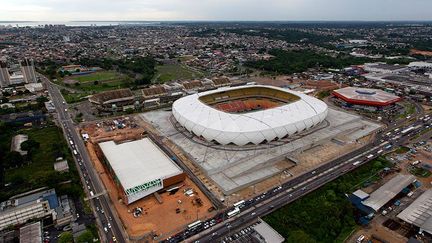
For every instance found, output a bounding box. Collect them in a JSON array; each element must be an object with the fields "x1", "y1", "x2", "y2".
[{"x1": 348, "y1": 194, "x2": 375, "y2": 215}]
